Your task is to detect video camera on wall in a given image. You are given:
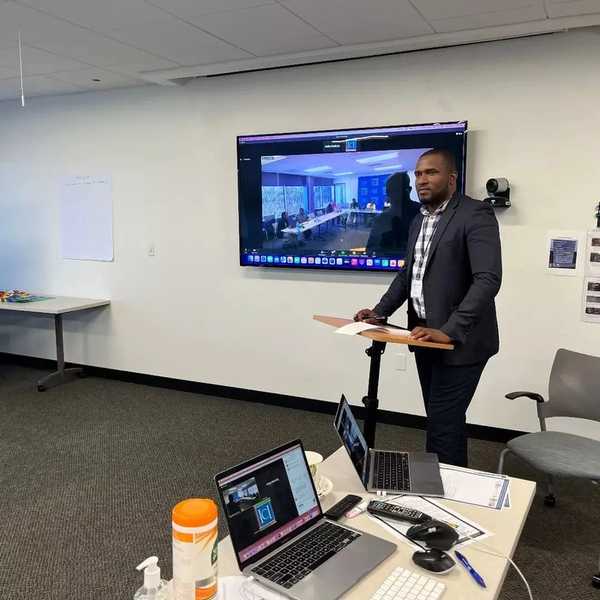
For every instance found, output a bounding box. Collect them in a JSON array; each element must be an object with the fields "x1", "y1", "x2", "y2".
[{"x1": 484, "y1": 178, "x2": 511, "y2": 208}]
